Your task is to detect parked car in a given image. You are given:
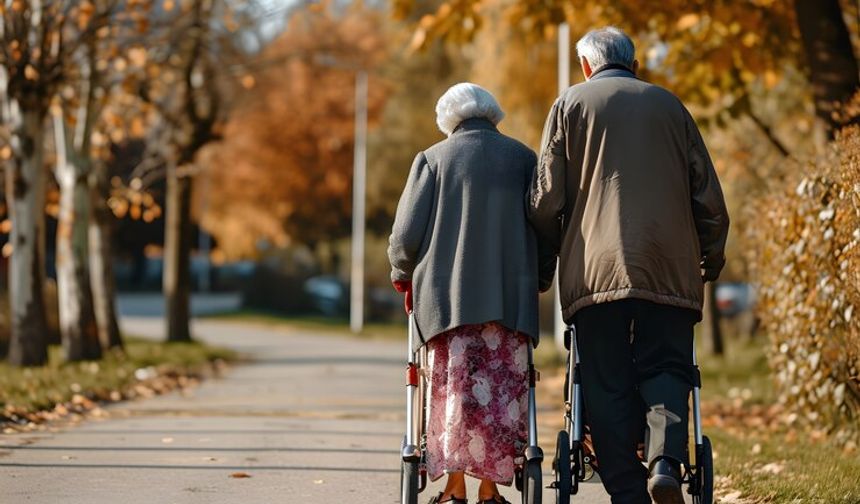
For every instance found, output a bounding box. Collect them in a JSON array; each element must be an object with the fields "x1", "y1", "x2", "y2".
[
  {"x1": 303, "y1": 275, "x2": 348, "y2": 316},
  {"x1": 302, "y1": 276, "x2": 406, "y2": 321},
  {"x1": 715, "y1": 282, "x2": 756, "y2": 318}
]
